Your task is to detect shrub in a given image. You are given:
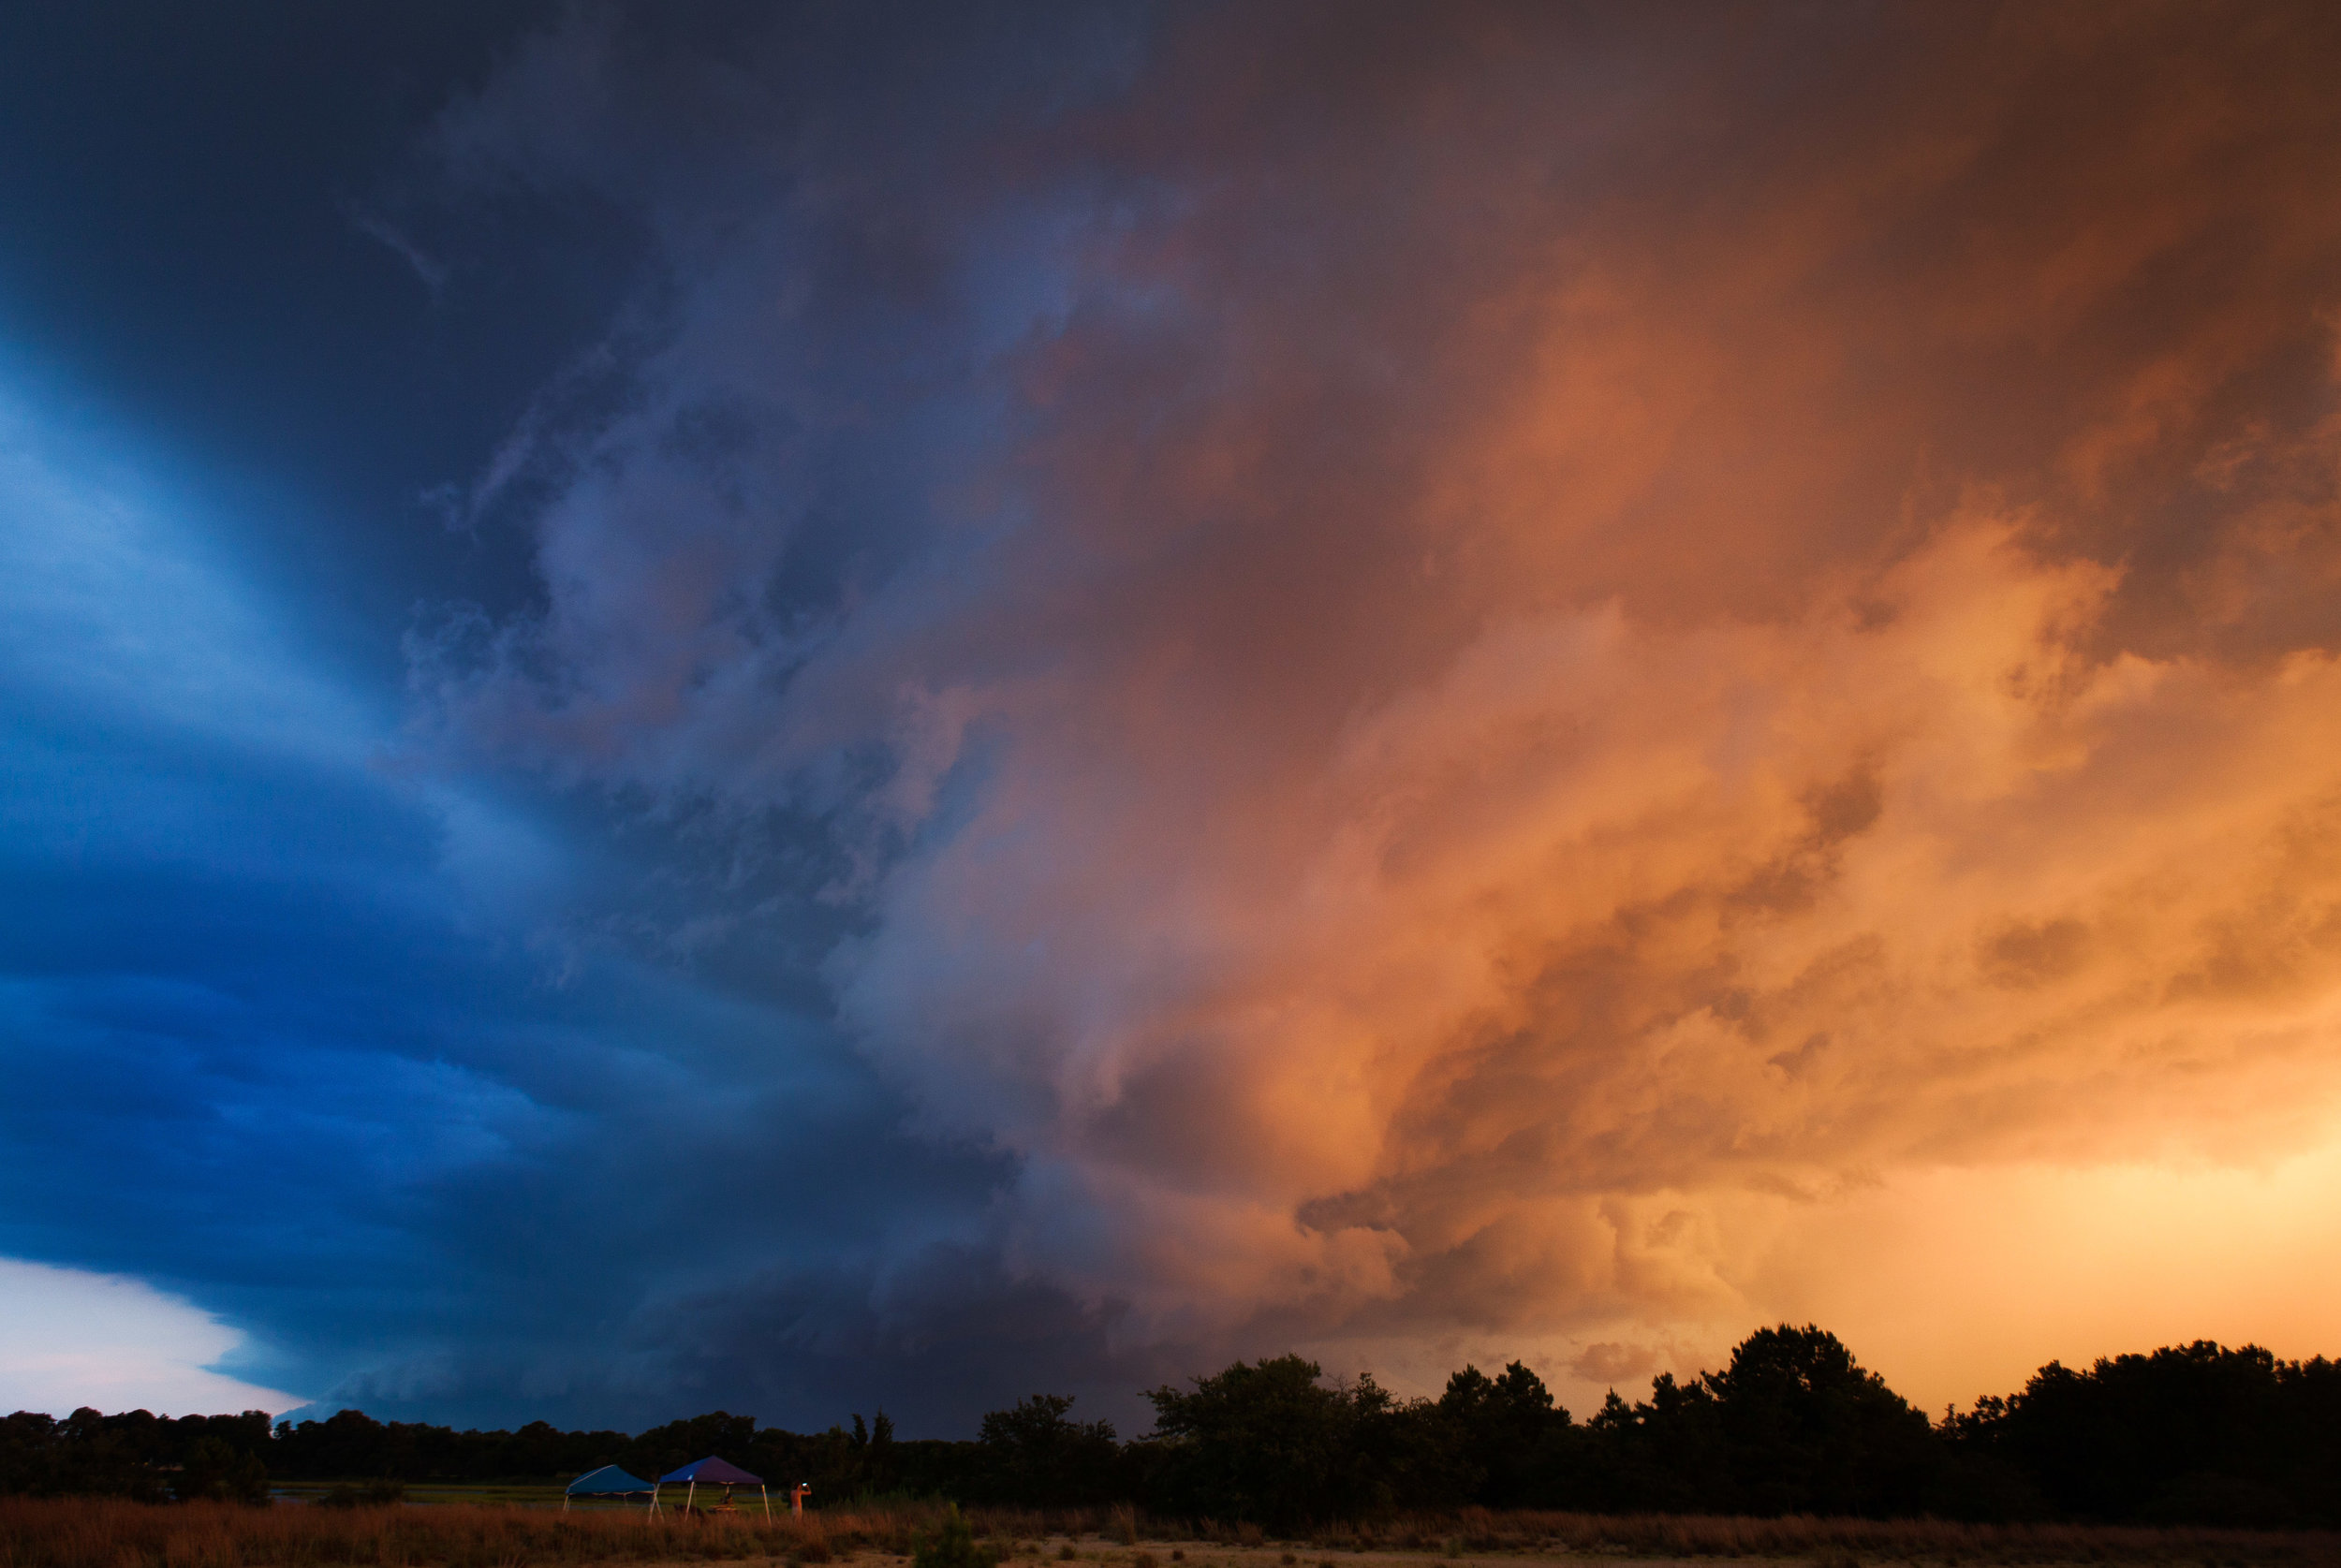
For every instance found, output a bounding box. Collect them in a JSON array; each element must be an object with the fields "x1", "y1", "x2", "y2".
[{"x1": 914, "y1": 1504, "x2": 1001, "y2": 1568}]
